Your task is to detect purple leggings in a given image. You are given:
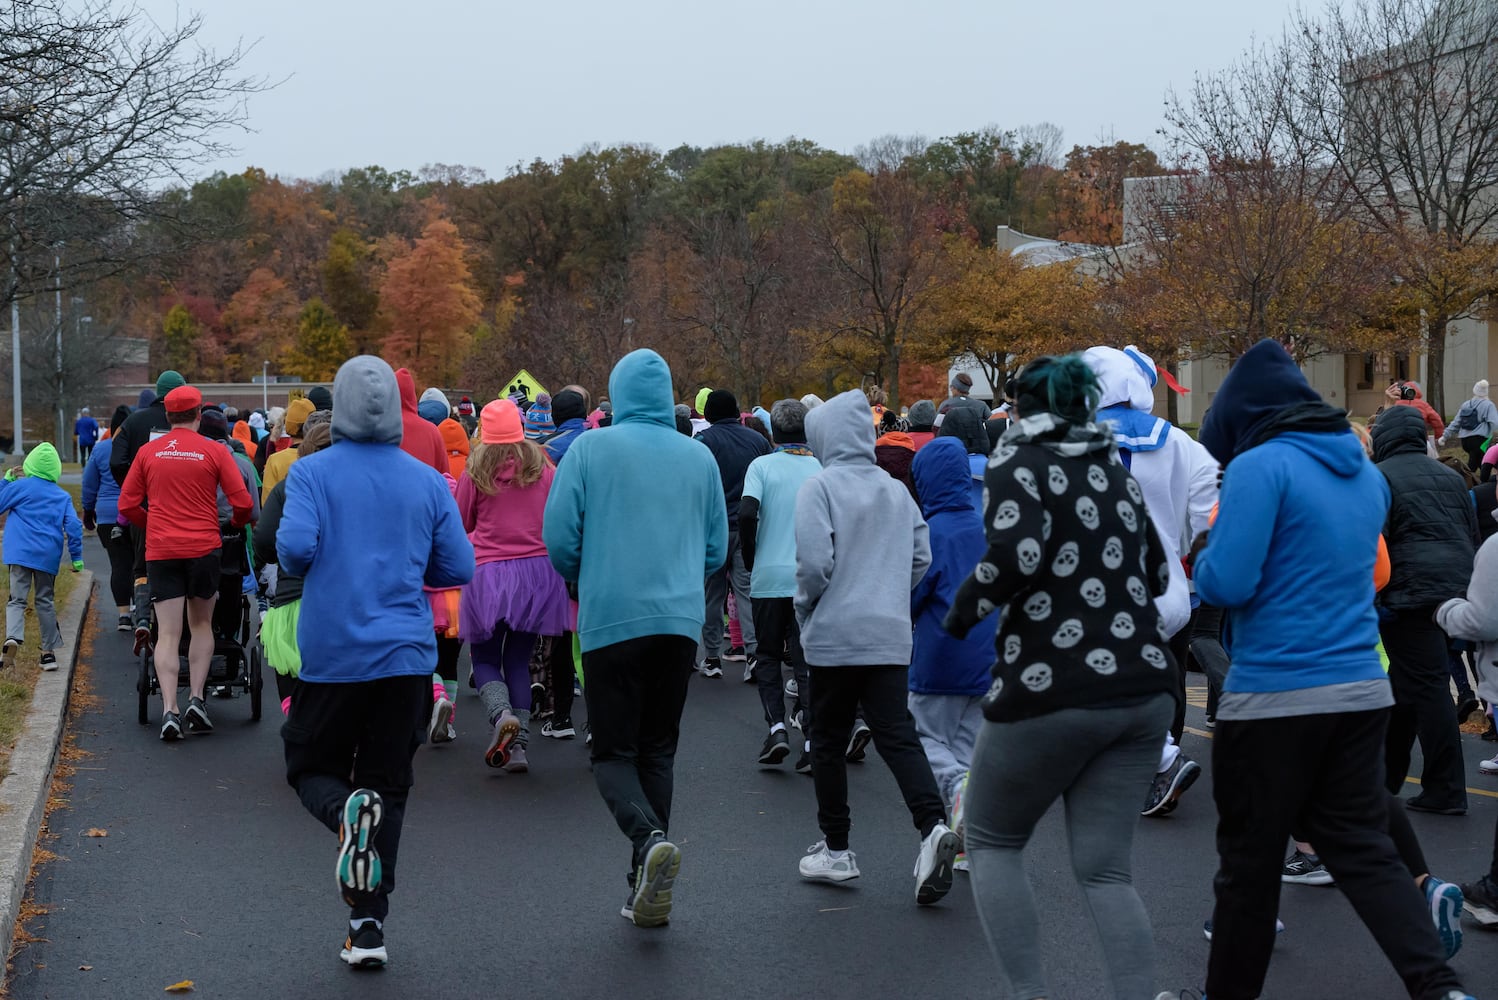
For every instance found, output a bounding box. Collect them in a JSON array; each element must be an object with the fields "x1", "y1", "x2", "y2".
[{"x1": 470, "y1": 625, "x2": 538, "y2": 713}]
